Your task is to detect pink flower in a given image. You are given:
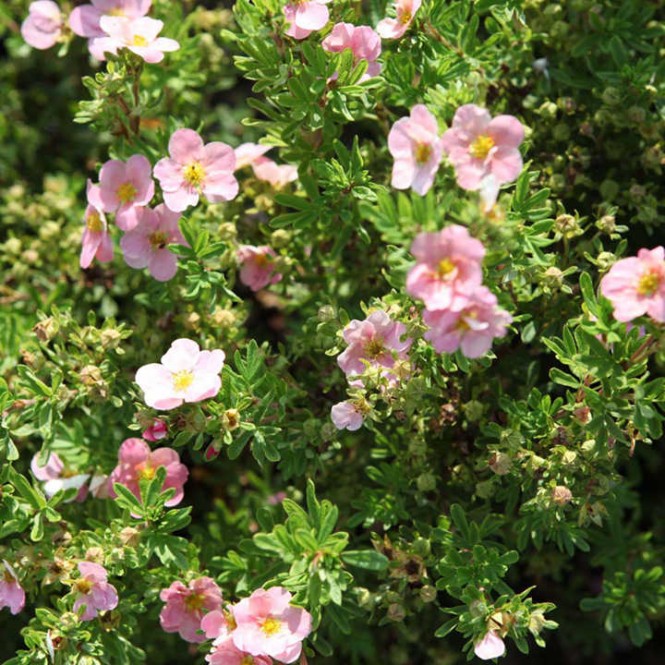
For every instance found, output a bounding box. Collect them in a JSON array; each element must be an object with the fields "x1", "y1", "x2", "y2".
[
  {"x1": 30, "y1": 452, "x2": 90, "y2": 502},
  {"x1": 69, "y1": 0, "x2": 151, "y2": 39},
  {"x1": 237, "y1": 246, "x2": 283, "y2": 292},
  {"x1": 600, "y1": 247, "x2": 665, "y2": 323},
  {"x1": 441, "y1": 104, "x2": 524, "y2": 191},
  {"x1": 423, "y1": 287, "x2": 512, "y2": 358},
  {"x1": 21, "y1": 1, "x2": 64, "y2": 50},
  {"x1": 89, "y1": 16, "x2": 180, "y2": 63},
  {"x1": 338, "y1": 311, "x2": 411, "y2": 382},
  {"x1": 388, "y1": 105, "x2": 444, "y2": 195},
  {"x1": 252, "y1": 158, "x2": 298, "y2": 189},
  {"x1": 72, "y1": 562, "x2": 118, "y2": 621},
  {"x1": 0, "y1": 561, "x2": 25, "y2": 615},
  {"x1": 98, "y1": 154, "x2": 154, "y2": 230},
  {"x1": 135, "y1": 338, "x2": 225, "y2": 410},
  {"x1": 231, "y1": 587, "x2": 312, "y2": 664},
  {"x1": 109, "y1": 438, "x2": 188, "y2": 507},
  {"x1": 207, "y1": 634, "x2": 273, "y2": 665},
  {"x1": 322, "y1": 23, "x2": 382, "y2": 80},
  {"x1": 376, "y1": 0, "x2": 421, "y2": 40},
  {"x1": 80, "y1": 180, "x2": 113, "y2": 269},
  {"x1": 331, "y1": 400, "x2": 365, "y2": 431},
  {"x1": 283, "y1": 0, "x2": 330, "y2": 40},
  {"x1": 154, "y1": 129, "x2": 238, "y2": 212},
  {"x1": 406, "y1": 225, "x2": 486, "y2": 311},
  {"x1": 159, "y1": 577, "x2": 222, "y2": 643},
  {"x1": 119, "y1": 204, "x2": 186, "y2": 282},
  {"x1": 234, "y1": 143, "x2": 272, "y2": 171},
  {"x1": 143, "y1": 418, "x2": 168, "y2": 442},
  {"x1": 474, "y1": 631, "x2": 506, "y2": 660}
]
